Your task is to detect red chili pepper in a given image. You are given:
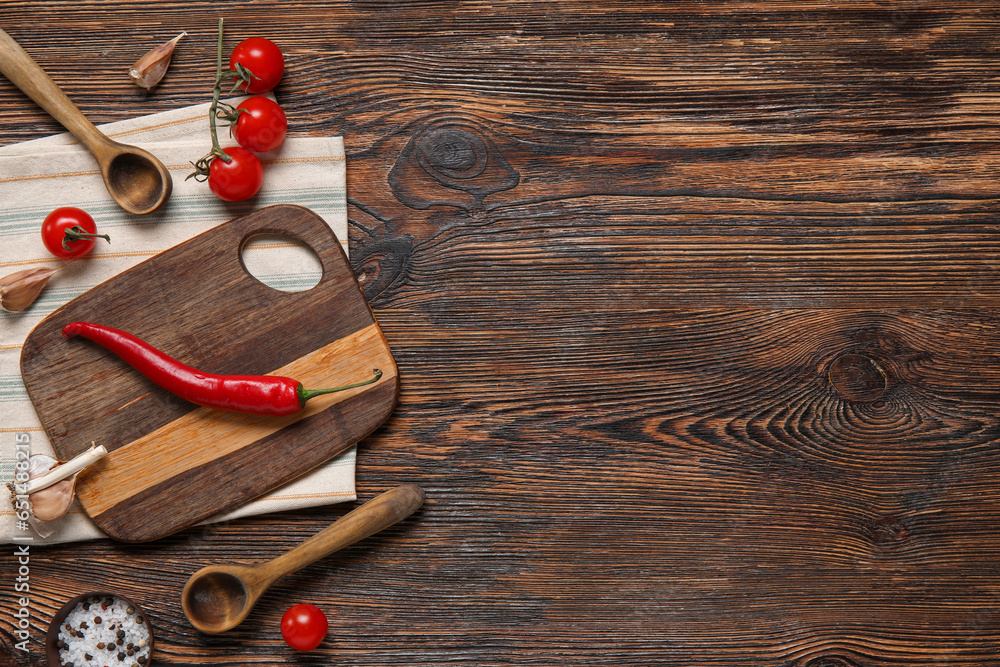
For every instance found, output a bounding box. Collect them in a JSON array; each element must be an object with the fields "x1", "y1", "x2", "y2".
[{"x1": 63, "y1": 321, "x2": 382, "y2": 416}]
